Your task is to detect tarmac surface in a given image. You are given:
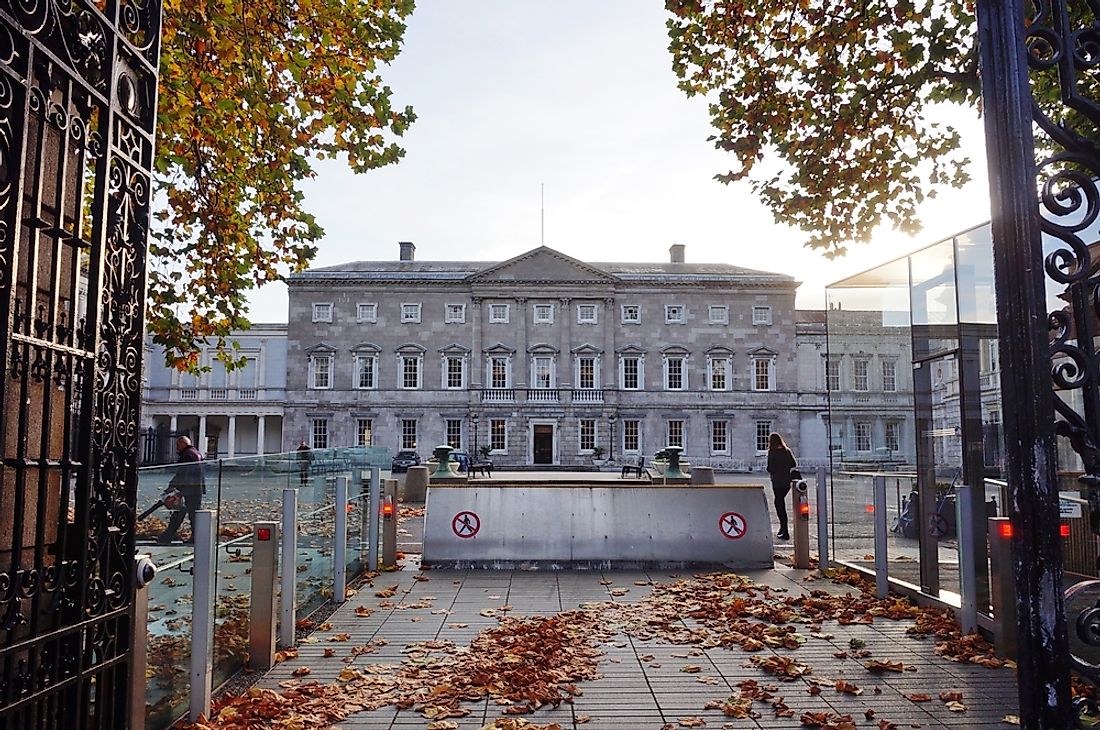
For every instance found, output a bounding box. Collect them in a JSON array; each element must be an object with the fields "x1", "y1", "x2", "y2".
[{"x1": 257, "y1": 557, "x2": 1021, "y2": 730}]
